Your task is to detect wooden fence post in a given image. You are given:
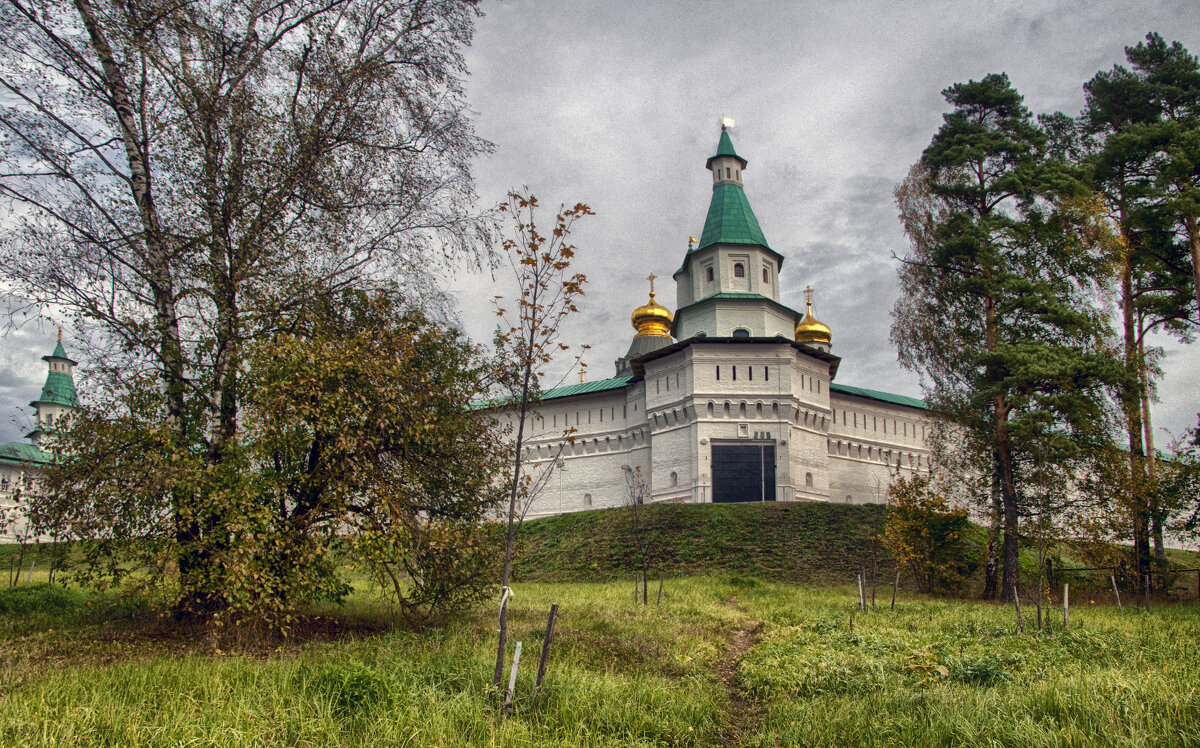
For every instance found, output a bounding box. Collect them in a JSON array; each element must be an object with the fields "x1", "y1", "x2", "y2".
[
  {"x1": 1111, "y1": 574, "x2": 1122, "y2": 612},
  {"x1": 535, "y1": 604, "x2": 558, "y2": 692},
  {"x1": 1144, "y1": 575, "x2": 1151, "y2": 612},
  {"x1": 891, "y1": 569, "x2": 899, "y2": 610}
]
